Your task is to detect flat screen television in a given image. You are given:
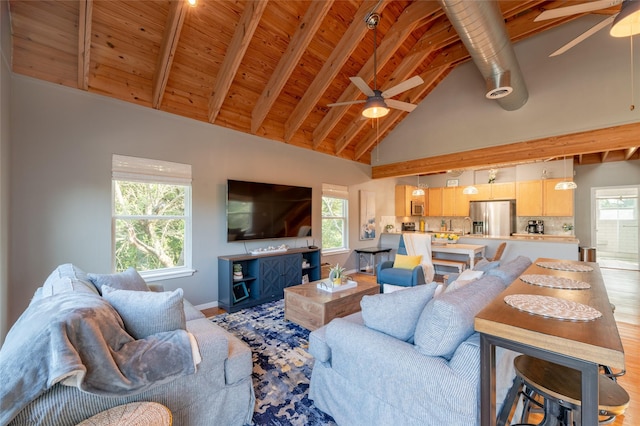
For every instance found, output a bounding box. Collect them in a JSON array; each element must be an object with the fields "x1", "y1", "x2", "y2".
[{"x1": 226, "y1": 180, "x2": 312, "y2": 242}]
